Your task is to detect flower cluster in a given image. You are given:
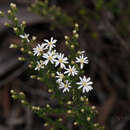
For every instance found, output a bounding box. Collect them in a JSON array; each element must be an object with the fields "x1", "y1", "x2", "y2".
[{"x1": 33, "y1": 37, "x2": 93, "y2": 93}]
